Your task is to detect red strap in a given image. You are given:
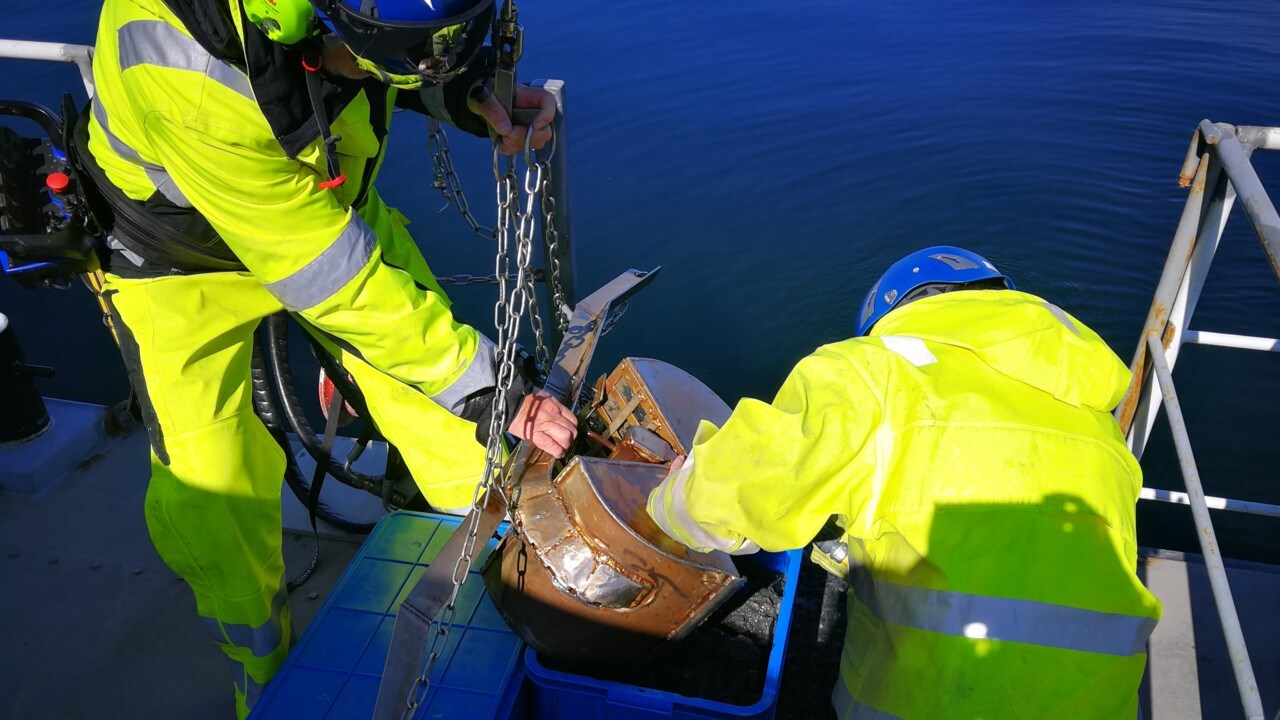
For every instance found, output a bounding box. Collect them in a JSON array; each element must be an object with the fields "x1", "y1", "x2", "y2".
[
  {"x1": 318, "y1": 174, "x2": 347, "y2": 190},
  {"x1": 301, "y1": 55, "x2": 322, "y2": 73}
]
